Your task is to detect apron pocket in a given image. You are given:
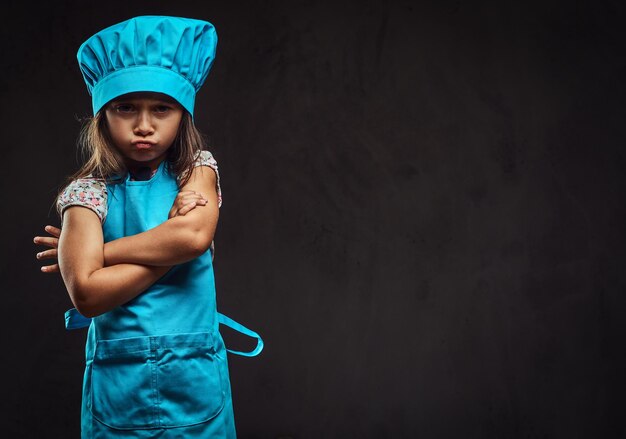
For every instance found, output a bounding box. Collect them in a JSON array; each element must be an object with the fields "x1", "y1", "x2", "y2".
[
  {"x1": 90, "y1": 331, "x2": 225, "y2": 430},
  {"x1": 156, "y1": 332, "x2": 226, "y2": 428},
  {"x1": 90, "y1": 337, "x2": 156, "y2": 429}
]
